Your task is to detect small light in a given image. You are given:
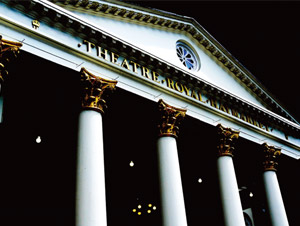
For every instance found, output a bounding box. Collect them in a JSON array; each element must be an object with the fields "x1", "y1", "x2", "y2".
[
  {"x1": 198, "y1": 178, "x2": 202, "y2": 183},
  {"x1": 129, "y1": 161, "x2": 134, "y2": 167},
  {"x1": 132, "y1": 209, "x2": 136, "y2": 213},
  {"x1": 147, "y1": 210, "x2": 151, "y2": 213},
  {"x1": 249, "y1": 192, "x2": 254, "y2": 197},
  {"x1": 138, "y1": 205, "x2": 142, "y2": 209},
  {"x1": 36, "y1": 136, "x2": 41, "y2": 143},
  {"x1": 153, "y1": 206, "x2": 157, "y2": 210},
  {"x1": 138, "y1": 212, "x2": 142, "y2": 215},
  {"x1": 148, "y1": 204, "x2": 152, "y2": 207}
]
